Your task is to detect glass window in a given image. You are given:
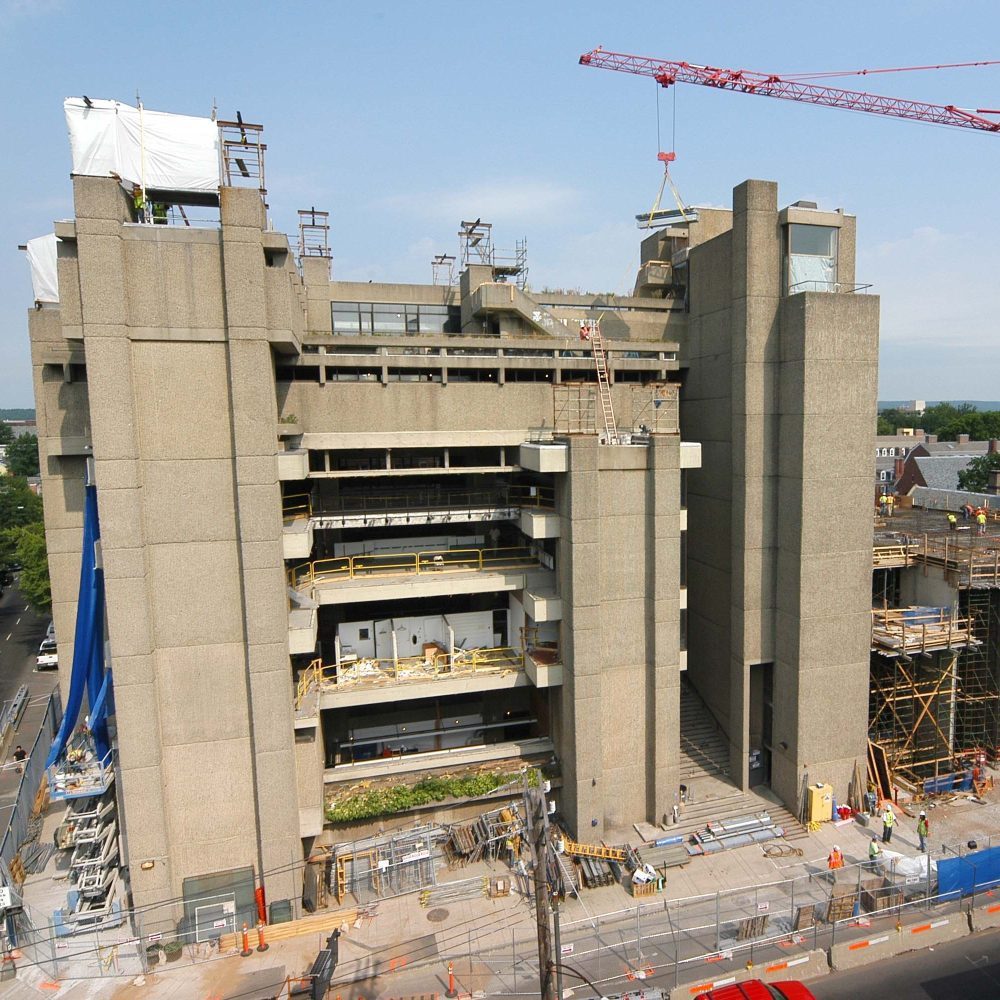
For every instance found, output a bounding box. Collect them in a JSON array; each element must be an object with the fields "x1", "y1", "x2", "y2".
[
  {"x1": 789, "y1": 224, "x2": 837, "y2": 256},
  {"x1": 419, "y1": 304, "x2": 449, "y2": 334},
  {"x1": 786, "y1": 224, "x2": 838, "y2": 294},
  {"x1": 372, "y1": 304, "x2": 407, "y2": 333},
  {"x1": 332, "y1": 303, "x2": 361, "y2": 334}
]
